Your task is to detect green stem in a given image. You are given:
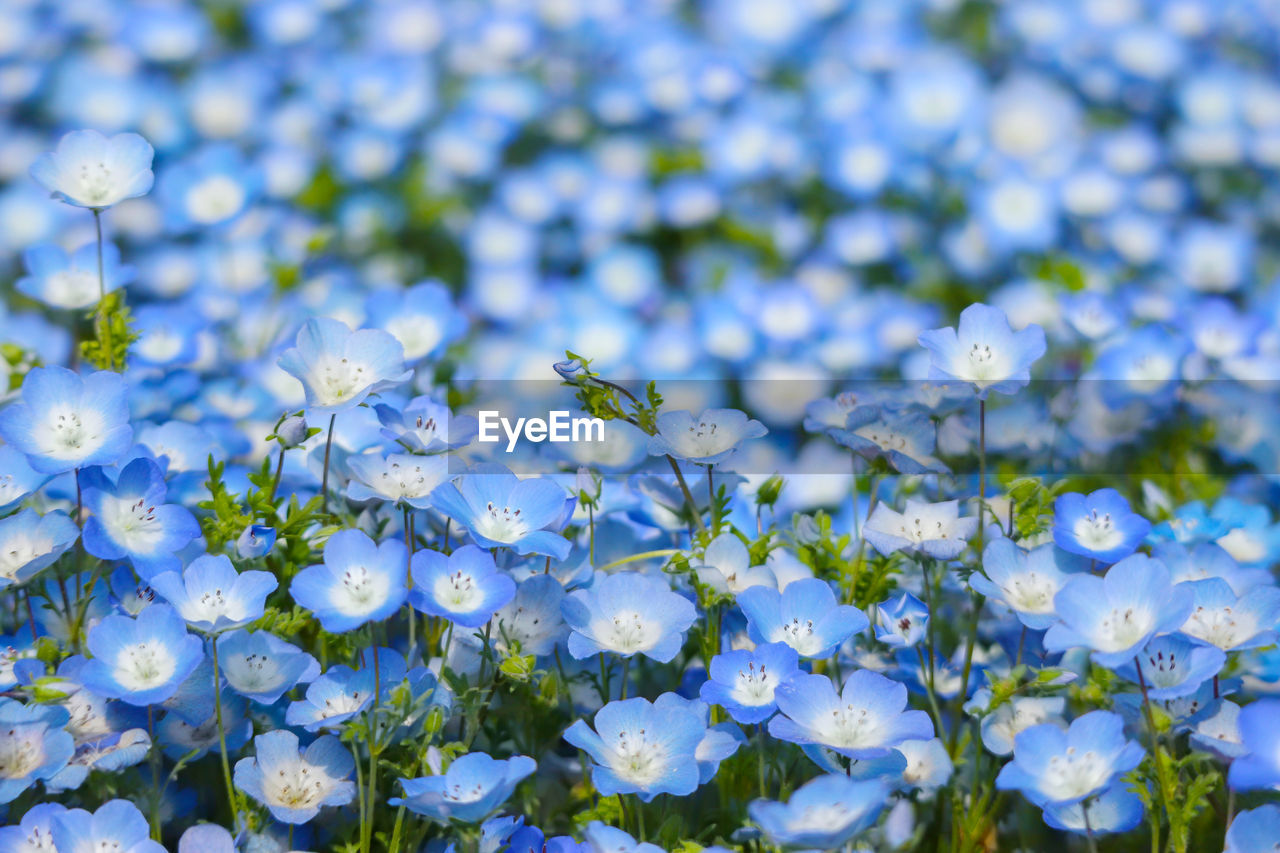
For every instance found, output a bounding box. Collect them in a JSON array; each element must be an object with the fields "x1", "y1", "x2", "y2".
[
  {"x1": 404, "y1": 505, "x2": 416, "y2": 659},
  {"x1": 92, "y1": 208, "x2": 116, "y2": 370},
  {"x1": 211, "y1": 637, "x2": 239, "y2": 831},
  {"x1": 321, "y1": 413, "x2": 337, "y2": 513},
  {"x1": 666, "y1": 456, "x2": 707, "y2": 534},
  {"x1": 620, "y1": 655, "x2": 630, "y2": 700},
  {"x1": 594, "y1": 549, "x2": 680, "y2": 573}
]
